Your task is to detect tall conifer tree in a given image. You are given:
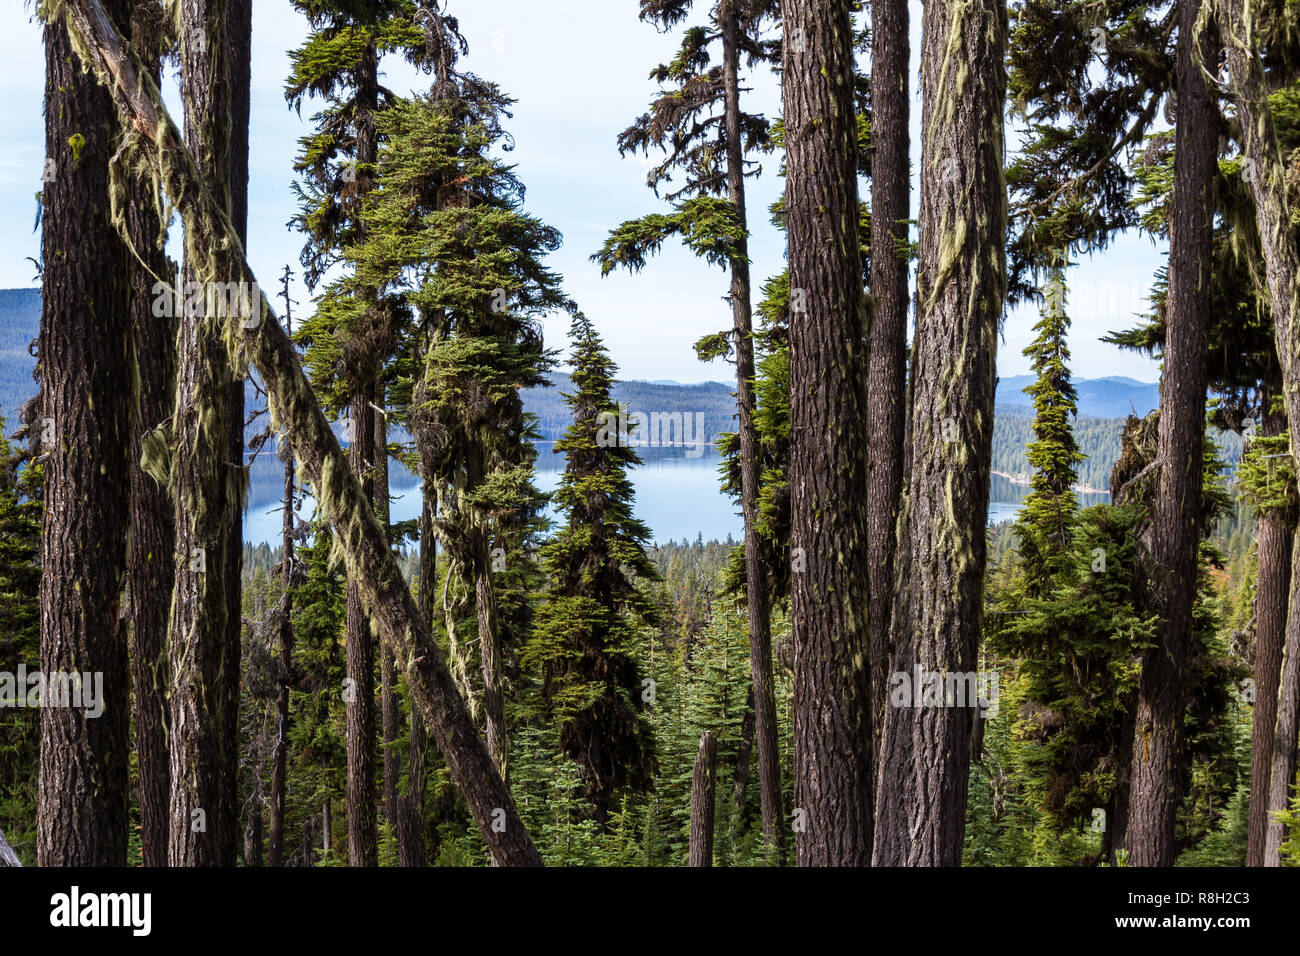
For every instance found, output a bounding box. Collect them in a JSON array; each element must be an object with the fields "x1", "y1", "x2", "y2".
[
  {"x1": 594, "y1": 0, "x2": 786, "y2": 855},
  {"x1": 524, "y1": 314, "x2": 658, "y2": 825}
]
